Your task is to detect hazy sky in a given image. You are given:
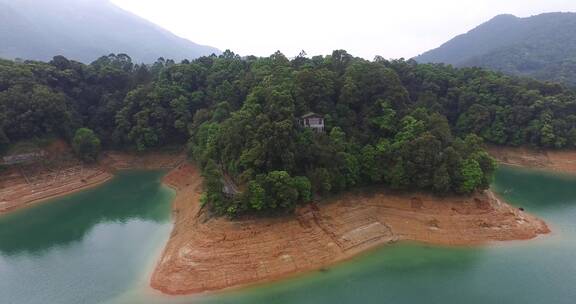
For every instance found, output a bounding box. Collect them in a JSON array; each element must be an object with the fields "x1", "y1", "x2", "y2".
[{"x1": 111, "y1": 0, "x2": 576, "y2": 59}]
